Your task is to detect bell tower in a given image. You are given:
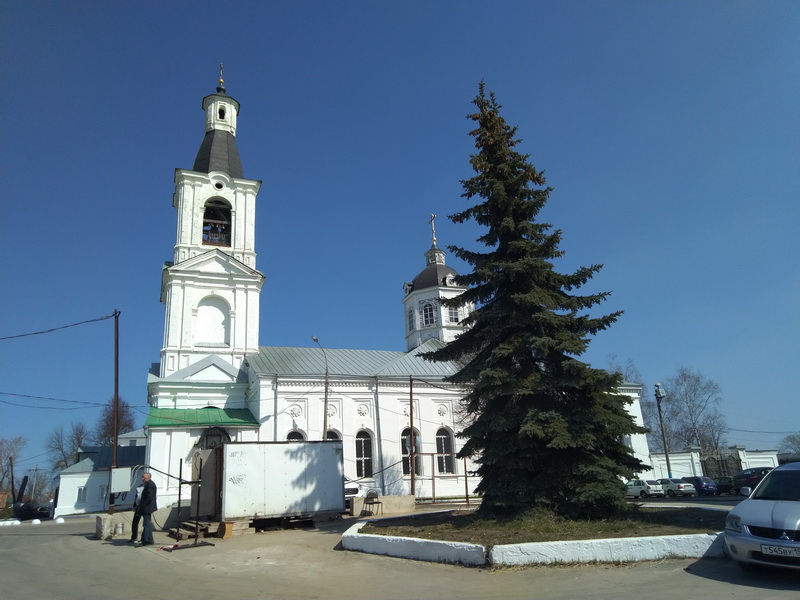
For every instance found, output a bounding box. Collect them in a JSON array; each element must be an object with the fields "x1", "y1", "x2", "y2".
[
  {"x1": 402, "y1": 215, "x2": 472, "y2": 351},
  {"x1": 159, "y1": 69, "x2": 265, "y2": 377}
]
